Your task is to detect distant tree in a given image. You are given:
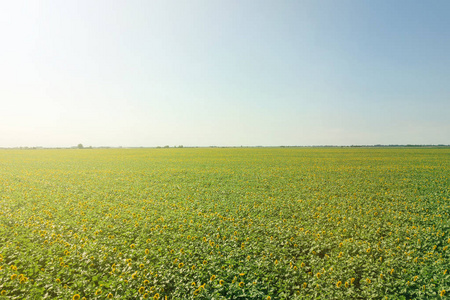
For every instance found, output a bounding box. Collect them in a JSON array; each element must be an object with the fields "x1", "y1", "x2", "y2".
[
  {"x1": 77, "y1": 144, "x2": 84, "y2": 149},
  {"x1": 164, "y1": 145, "x2": 169, "y2": 148},
  {"x1": 178, "y1": 145, "x2": 183, "y2": 148}
]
